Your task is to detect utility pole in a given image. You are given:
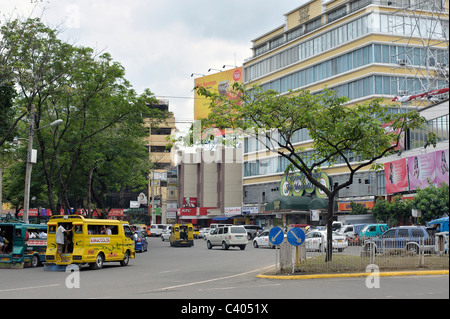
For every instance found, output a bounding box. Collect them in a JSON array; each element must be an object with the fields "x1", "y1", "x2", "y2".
[{"x1": 23, "y1": 104, "x2": 36, "y2": 224}]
